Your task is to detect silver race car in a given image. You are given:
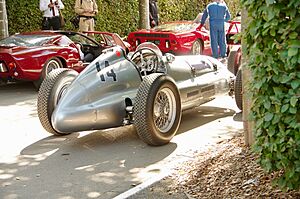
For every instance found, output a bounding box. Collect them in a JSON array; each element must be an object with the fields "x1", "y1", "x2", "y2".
[{"x1": 37, "y1": 43, "x2": 237, "y2": 146}]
